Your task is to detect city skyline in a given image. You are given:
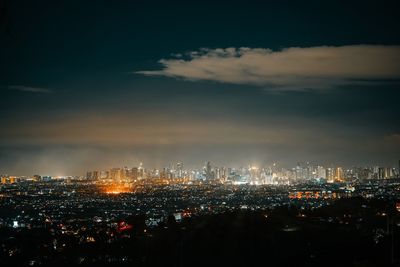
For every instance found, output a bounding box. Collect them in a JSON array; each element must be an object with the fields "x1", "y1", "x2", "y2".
[
  {"x1": 1, "y1": 0, "x2": 400, "y2": 175},
  {"x1": 2, "y1": 159, "x2": 399, "y2": 181},
  {"x1": 1, "y1": 2, "x2": 400, "y2": 265}
]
